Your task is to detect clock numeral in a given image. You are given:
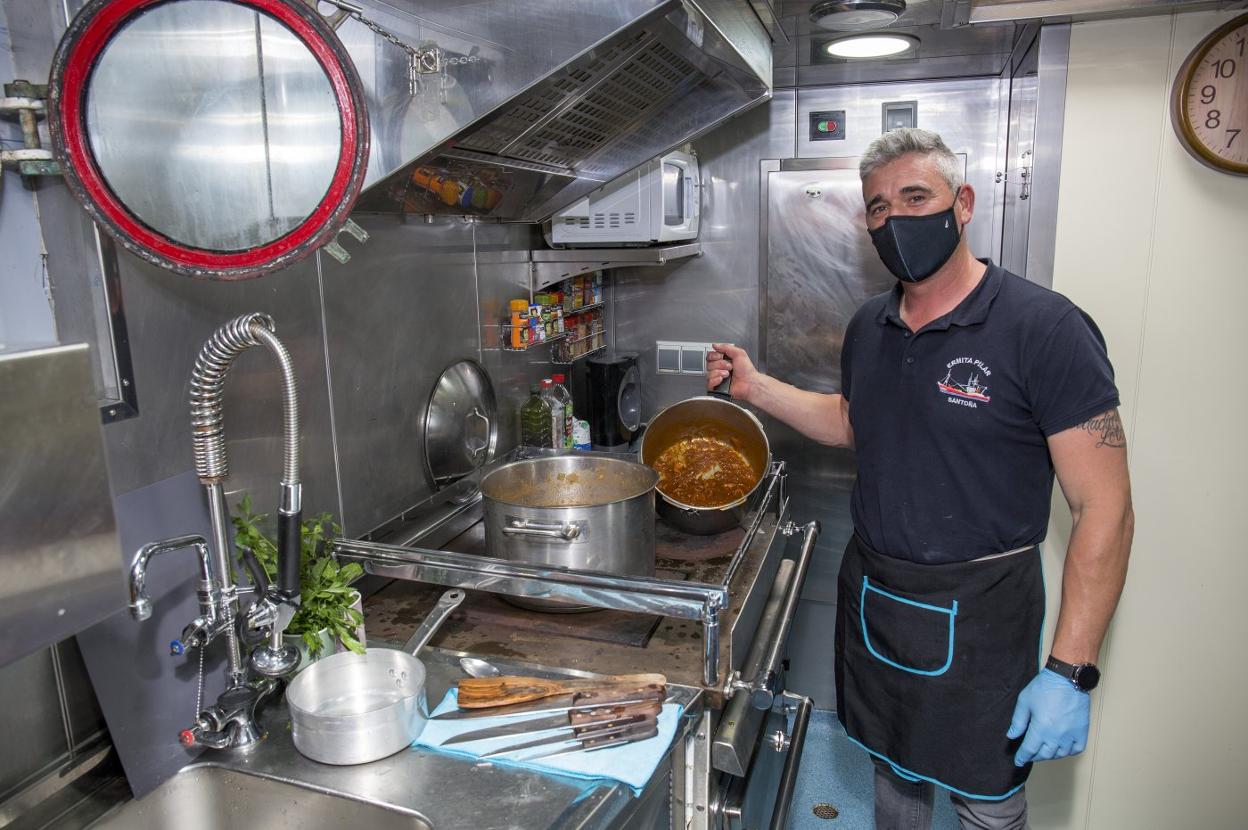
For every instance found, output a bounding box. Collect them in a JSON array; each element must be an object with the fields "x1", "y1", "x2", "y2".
[
  {"x1": 1209, "y1": 58, "x2": 1237, "y2": 78},
  {"x1": 1228, "y1": 129, "x2": 1243, "y2": 148},
  {"x1": 1200, "y1": 84, "x2": 1217, "y2": 104},
  {"x1": 1206, "y1": 109, "x2": 1222, "y2": 129},
  {"x1": 1237, "y1": 37, "x2": 1245, "y2": 58}
]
